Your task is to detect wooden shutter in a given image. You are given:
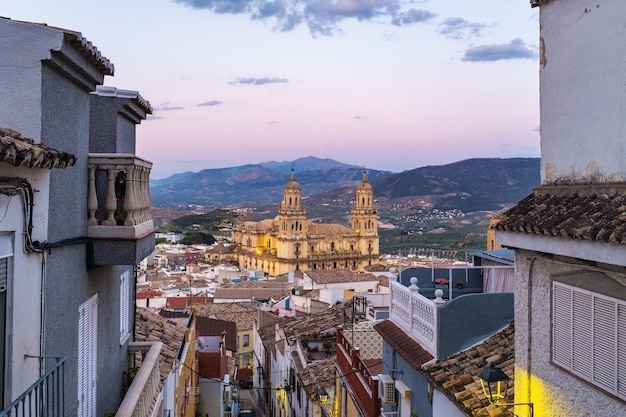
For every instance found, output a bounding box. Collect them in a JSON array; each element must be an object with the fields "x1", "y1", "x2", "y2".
[{"x1": 78, "y1": 294, "x2": 98, "y2": 417}]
